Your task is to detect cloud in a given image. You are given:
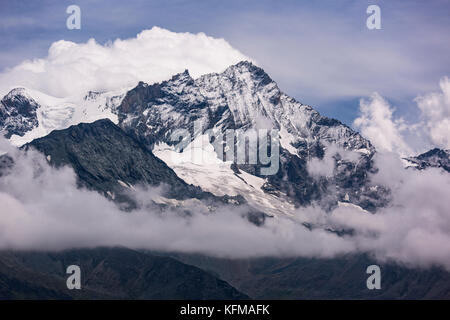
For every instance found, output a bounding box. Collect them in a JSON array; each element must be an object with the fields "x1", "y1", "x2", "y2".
[
  {"x1": 307, "y1": 143, "x2": 361, "y2": 178},
  {"x1": 307, "y1": 153, "x2": 335, "y2": 178},
  {"x1": 0, "y1": 143, "x2": 354, "y2": 258},
  {"x1": 291, "y1": 141, "x2": 450, "y2": 271},
  {"x1": 0, "y1": 27, "x2": 250, "y2": 98},
  {"x1": 354, "y1": 78, "x2": 450, "y2": 155},
  {"x1": 331, "y1": 152, "x2": 450, "y2": 270},
  {"x1": 353, "y1": 93, "x2": 413, "y2": 156},
  {"x1": 415, "y1": 76, "x2": 450, "y2": 149},
  {"x1": 1, "y1": 139, "x2": 450, "y2": 271}
]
